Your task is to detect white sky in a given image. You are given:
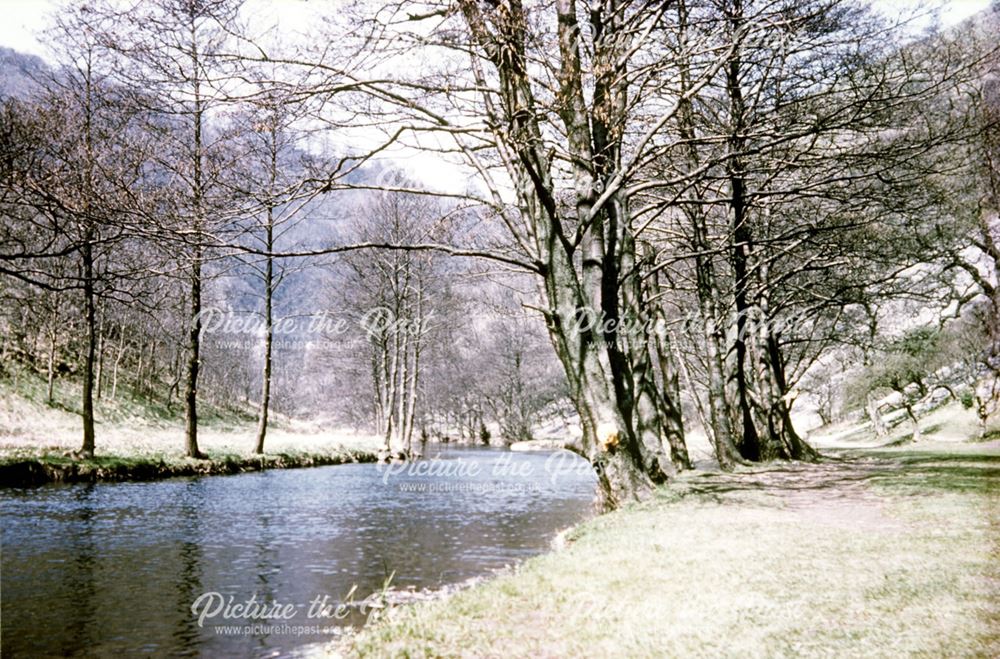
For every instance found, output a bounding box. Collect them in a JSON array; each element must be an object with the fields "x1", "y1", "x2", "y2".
[
  {"x1": 0, "y1": 0, "x2": 324, "y2": 57},
  {"x1": 0, "y1": 0, "x2": 992, "y2": 59}
]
